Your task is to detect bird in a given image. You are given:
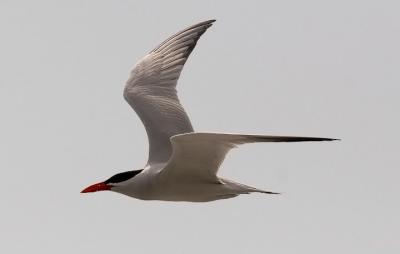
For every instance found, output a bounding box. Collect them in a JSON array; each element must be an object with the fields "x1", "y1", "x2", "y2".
[{"x1": 81, "y1": 20, "x2": 338, "y2": 202}]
